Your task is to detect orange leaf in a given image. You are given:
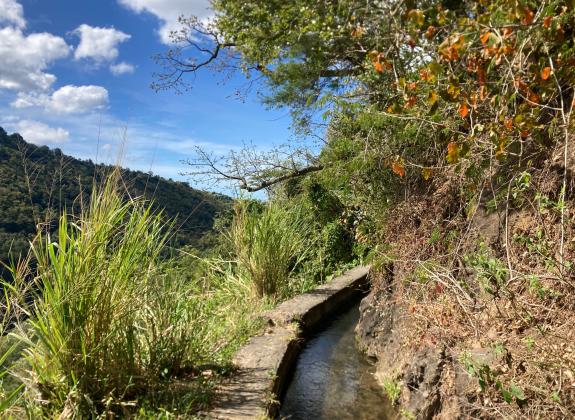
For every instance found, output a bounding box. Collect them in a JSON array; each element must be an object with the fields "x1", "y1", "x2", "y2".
[
  {"x1": 541, "y1": 67, "x2": 552, "y2": 80},
  {"x1": 543, "y1": 16, "x2": 552, "y2": 28},
  {"x1": 480, "y1": 31, "x2": 491, "y2": 45},
  {"x1": 522, "y1": 7, "x2": 534, "y2": 25},
  {"x1": 520, "y1": 130, "x2": 529, "y2": 139},
  {"x1": 425, "y1": 26, "x2": 436, "y2": 39},
  {"x1": 392, "y1": 160, "x2": 406, "y2": 177},
  {"x1": 404, "y1": 95, "x2": 417, "y2": 108},
  {"x1": 446, "y1": 142, "x2": 461, "y2": 164},
  {"x1": 419, "y1": 68, "x2": 430, "y2": 81},
  {"x1": 504, "y1": 118, "x2": 513, "y2": 131},
  {"x1": 453, "y1": 34, "x2": 465, "y2": 50},
  {"x1": 502, "y1": 44, "x2": 515, "y2": 55},
  {"x1": 373, "y1": 61, "x2": 384, "y2": 73},
  {"x1": 502, "y1": 27, "x2": 513, "y2": 38},
  {"x1": 459, "y1": 102, "x2": 469, "y2": 118}
]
